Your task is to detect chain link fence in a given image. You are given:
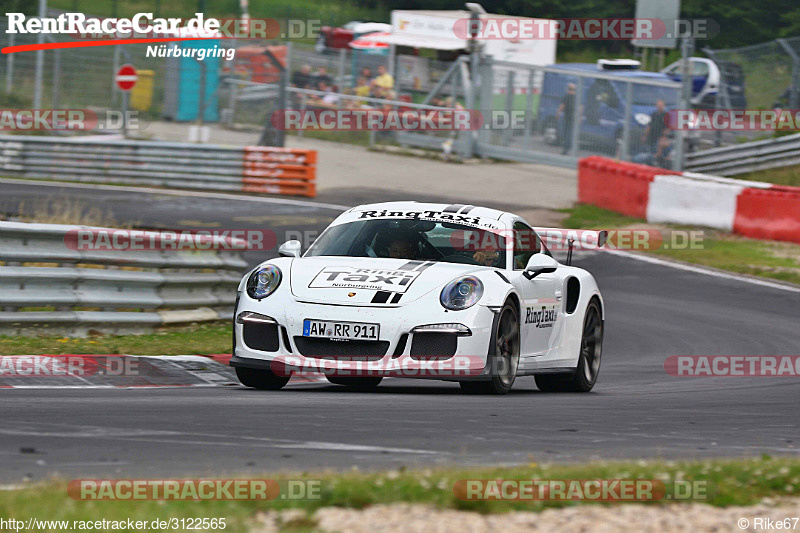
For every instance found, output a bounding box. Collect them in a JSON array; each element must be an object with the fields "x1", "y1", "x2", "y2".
[{"x1": 1, "y1": 14, "x2": 688, "y2": 169}]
